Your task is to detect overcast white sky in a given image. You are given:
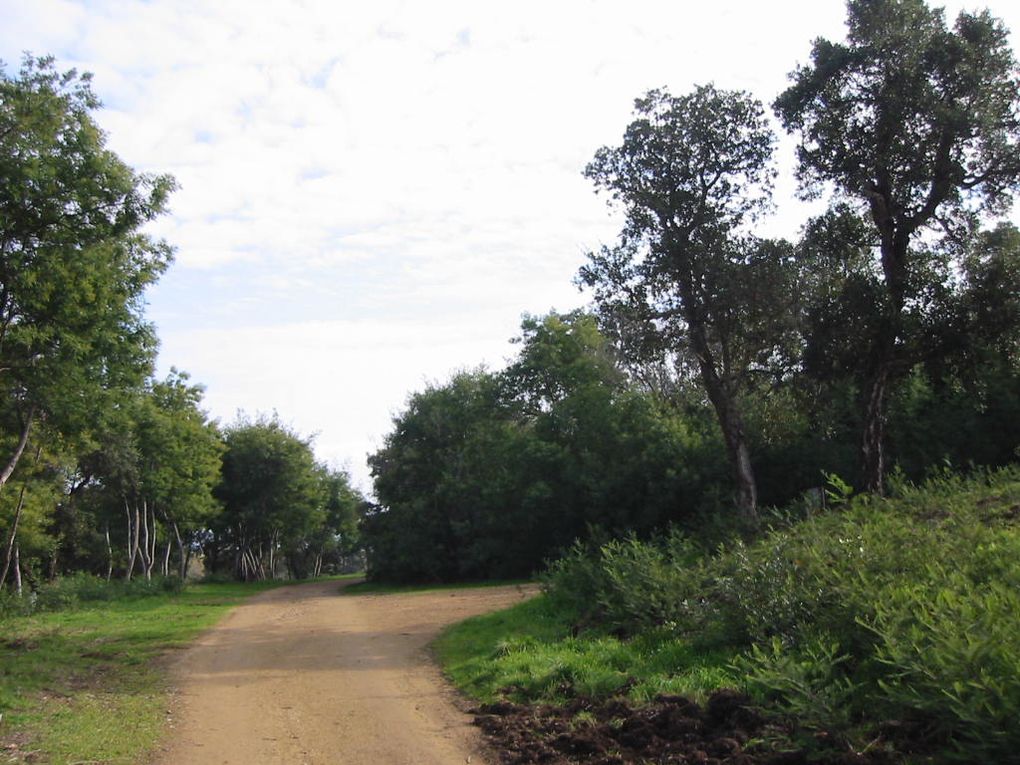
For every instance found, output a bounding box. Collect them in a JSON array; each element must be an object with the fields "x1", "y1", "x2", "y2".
[{"x1": 3, "y1": 0, "x2": 1019, "y2": 492}]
